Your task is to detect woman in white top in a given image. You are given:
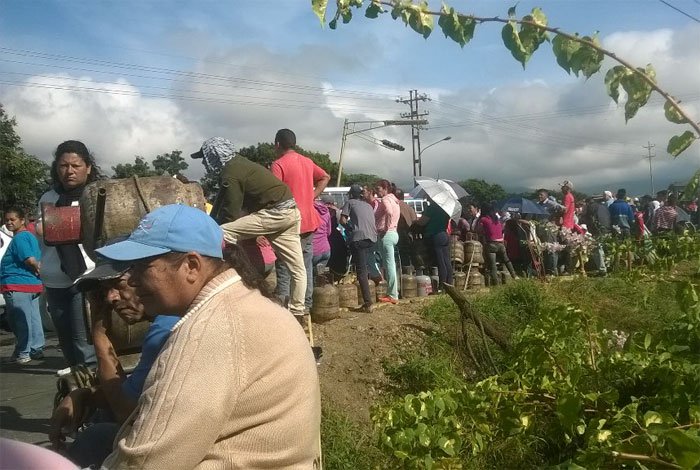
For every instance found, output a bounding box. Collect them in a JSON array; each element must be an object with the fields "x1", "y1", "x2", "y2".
[{"x1": 38, "y1": 140, "x2": 100, "y2": 366}]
